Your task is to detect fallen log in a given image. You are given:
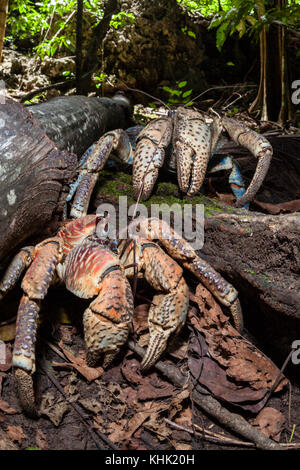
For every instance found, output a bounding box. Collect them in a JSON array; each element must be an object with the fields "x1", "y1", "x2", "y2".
[{"x1": 28, "y1": 93, "x2": 132, "y2": 157}]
